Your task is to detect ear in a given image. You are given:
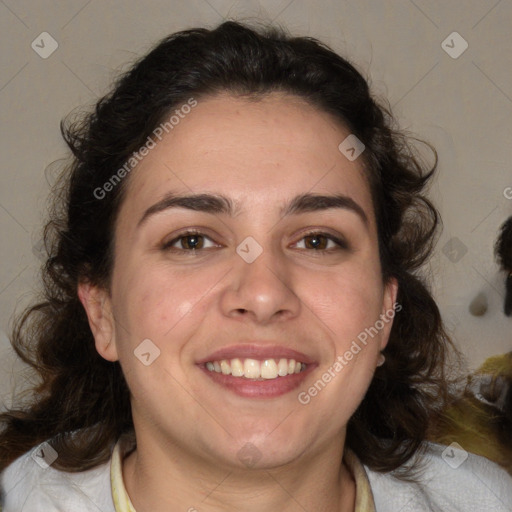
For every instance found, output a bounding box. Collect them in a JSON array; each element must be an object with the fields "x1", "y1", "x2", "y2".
[
  {"x1": 77, "y1": 281, "x2": 118, "y2": 362},
  {"x1": 379, "y1": 276, "x2": 399, "y2": 352}
]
